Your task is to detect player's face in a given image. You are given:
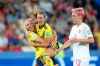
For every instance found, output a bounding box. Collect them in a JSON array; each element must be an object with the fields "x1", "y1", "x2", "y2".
[
  {"x1": 36, "y1": 14, "x2": 45, "y2": 25},
  {"x1": 25, "y1": 22, "x2": 34, "y2": 31},
  {"x1": 72, "y1": 15, "x2": 82, "y2": 25}
]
